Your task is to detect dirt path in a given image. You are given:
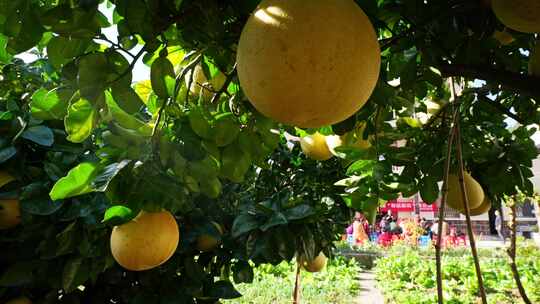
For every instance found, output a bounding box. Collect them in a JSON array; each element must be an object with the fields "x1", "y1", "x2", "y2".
[{"x1": 356, "y1": 270, "x2": 384, "y2": 304}]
